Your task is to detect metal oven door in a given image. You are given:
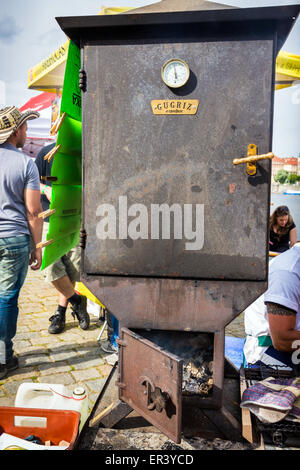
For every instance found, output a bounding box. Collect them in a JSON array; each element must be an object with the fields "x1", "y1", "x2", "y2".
[{"x1": 116, "y1": 327, "x2": 183, "y2": 443}]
